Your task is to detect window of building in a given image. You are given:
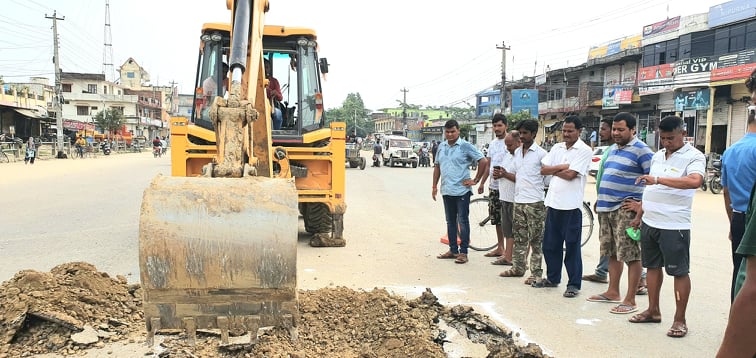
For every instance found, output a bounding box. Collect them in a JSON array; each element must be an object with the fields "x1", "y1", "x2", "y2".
[
  {"x1": 90, "y1": 106, "x2": 98, "y2": 113},
  {"x1": 87, "y1": 84, "x2": 97, "y2": 94},
  {"x1": 730, "y1": 23, "x2": 746, "y2": 53},
  {"x1": 76, "y1": 106, "x2": 89, "y2": 116},
  {"x1": 103, "y1": 86, "x2": 108, "y2": 95},
  {"x1": 127, "y1": 72, "x2": 135, "y2": 78},
  {"x1": 666, "y1": 39, "x2": 678, "y2": 63},
  {"x1": 715, "y1": 28, "x2": 730, "y2": 54},
  {"x1": 62, "y1": 83, "x2": 72, "y2": 92},
  {"x1": 679, "y1": 34, "x2": 692, "y2": 61},
  {"x1": 691, "y1": 30, "x2": 714, "y2": 58},
  {"x1": 111, "y1": 106, "x2": 124, "y2": 114},
  {"x1": 747, "y1": 20, "x2": 756, "y2": 49}
]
